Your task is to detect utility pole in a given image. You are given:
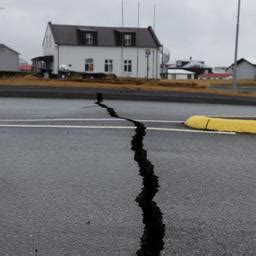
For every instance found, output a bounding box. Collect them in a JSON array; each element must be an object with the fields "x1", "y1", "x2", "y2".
[
  {"x1": 0, "y1": 7, "x2": 5, "y2": 44},
  {"x1": 232, "y1": 0, "x2": 241, "y2": 91},
  {"x1": 121, "y1": 0, "x2": 124, "y2": 27}
]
